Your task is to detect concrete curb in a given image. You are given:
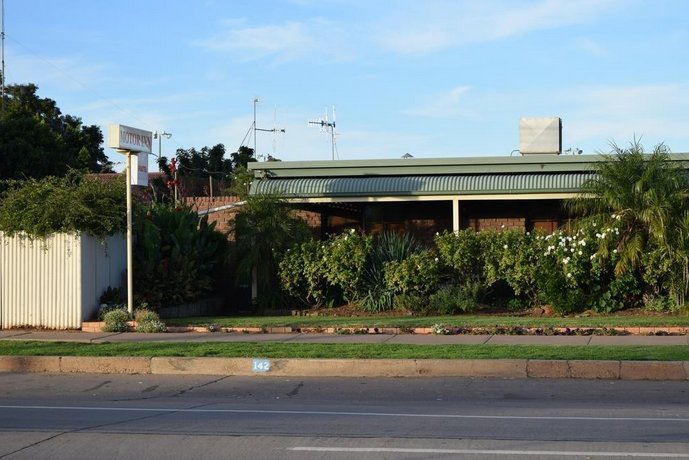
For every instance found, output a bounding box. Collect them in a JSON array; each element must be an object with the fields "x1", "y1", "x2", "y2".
[{"x1": 1, "y1": 356, "x2": 688, "y2": 380}]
